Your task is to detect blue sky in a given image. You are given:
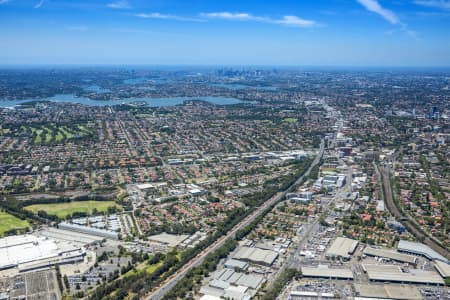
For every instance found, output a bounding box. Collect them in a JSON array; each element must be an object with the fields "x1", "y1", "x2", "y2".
[{"x1": 0, "y1": 0, "x2": 449, "y2": 66}]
